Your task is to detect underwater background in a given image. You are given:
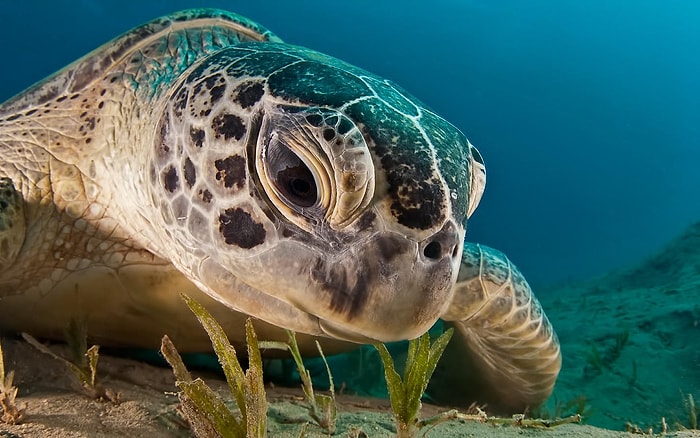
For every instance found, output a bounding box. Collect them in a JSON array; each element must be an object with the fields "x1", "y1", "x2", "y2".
[{"x1": 1, "y1": 0, "x2": 698, "y2": 432}]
